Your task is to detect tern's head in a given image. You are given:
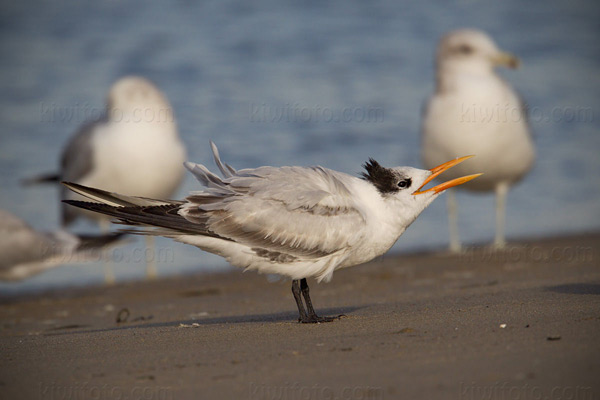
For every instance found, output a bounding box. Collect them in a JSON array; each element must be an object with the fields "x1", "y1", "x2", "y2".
[
  {"x1": 107, "y1": 76, "x2": 172, "y2": 121},
  {"x1": 362, "y1": 156, "x2": 481, "y2": 224},
  {"x1": 436, "y1": 29, "x2": 519, "y2": 78}
]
